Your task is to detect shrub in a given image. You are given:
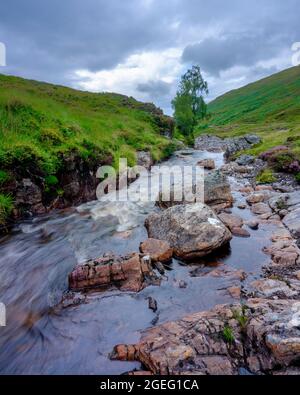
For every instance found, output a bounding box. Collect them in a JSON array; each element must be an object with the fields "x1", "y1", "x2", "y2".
[
  {"x1": 45, "y1": 175, "x2": 59, "y2": 186},
  {"x1": 256, "y1": 169, "x2": 277, "y2": 184},
  {"x1": 0, "y1": 194, "x2": 14, "y2": 226},
  {"x1": 39, "y1": 128, "x2": 63, "y2": 145},
  {"x1": 295, "y1": 173, "x2": 300, "y2": 184}
]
